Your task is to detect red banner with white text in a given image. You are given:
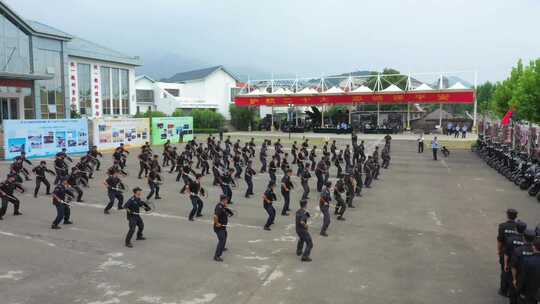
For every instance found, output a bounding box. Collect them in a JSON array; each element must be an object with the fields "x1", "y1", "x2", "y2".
[{"x1": 234, "y1": 90, "x2": 475, "y2": 106}]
